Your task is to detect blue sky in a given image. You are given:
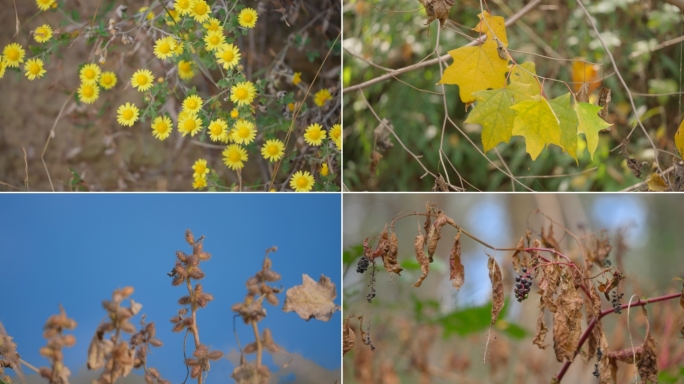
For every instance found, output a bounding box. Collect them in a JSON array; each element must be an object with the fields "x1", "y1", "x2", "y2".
[{"x1": 0, "y1": 194, "x2": 341, "y2": 383}]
